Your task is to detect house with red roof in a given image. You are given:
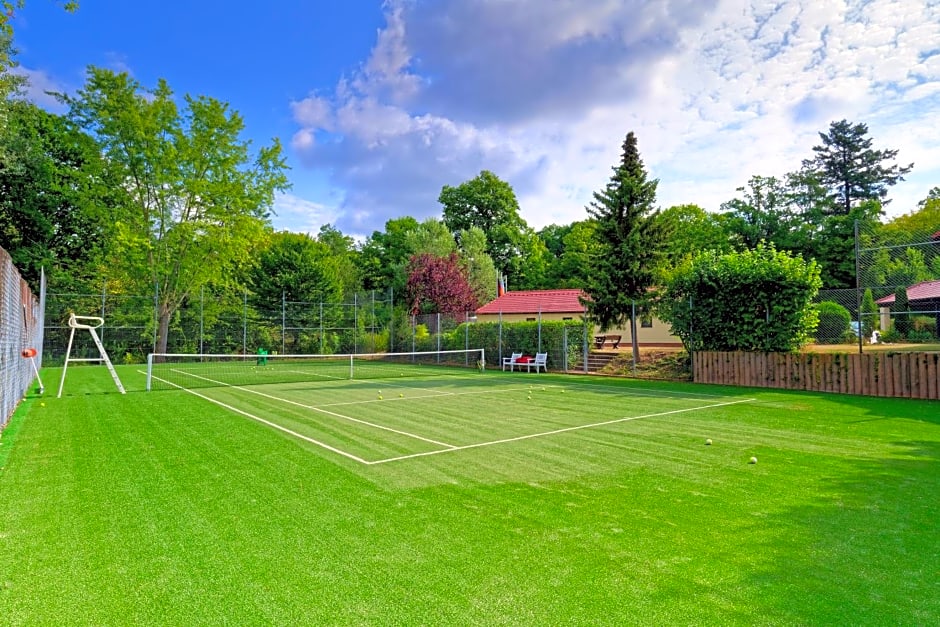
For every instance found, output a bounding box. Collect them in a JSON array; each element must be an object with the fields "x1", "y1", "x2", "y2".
[
  {"x1": 475, "y1": 289, "x2": 681, "y2": 347},
  {"x1": 875, "y1": 279, "x2": 940, "y2": 337}
]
